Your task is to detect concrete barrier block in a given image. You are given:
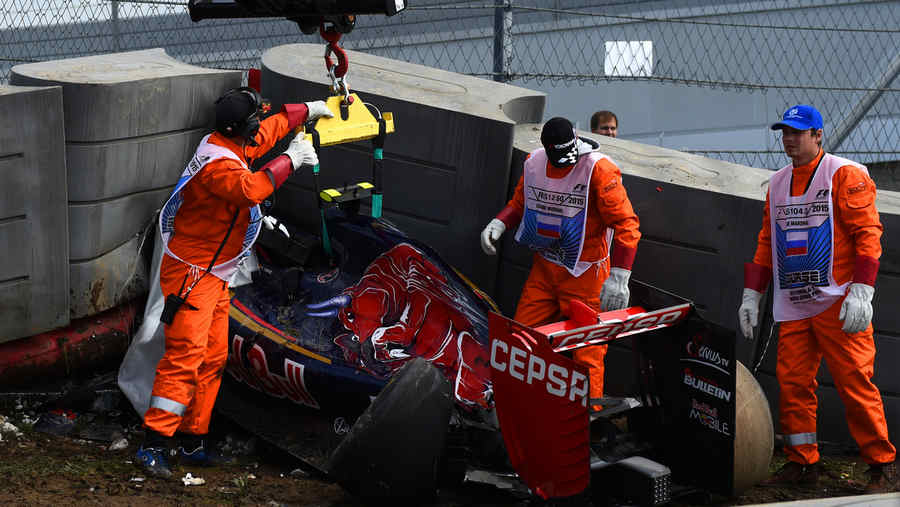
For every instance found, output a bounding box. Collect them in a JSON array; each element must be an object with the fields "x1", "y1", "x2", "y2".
[
  {"x1": 68, "y1": 189, "x2": 169, "y2": 262},
  {"x1": 0, "y1": 85, "x2": 68, "y2": 342},
  {"x1": 11, "y1": 49, "x2": 241, "y2": 315},
  {"x1": 65, "y1": 128, "x2": 207, "y2": 202},
  {"x1": 69, "y1": 233, "x2": 149, "y2": 319},
  {"x1": 10, "y1": 49, "x2": 240, "y2": 142}
]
